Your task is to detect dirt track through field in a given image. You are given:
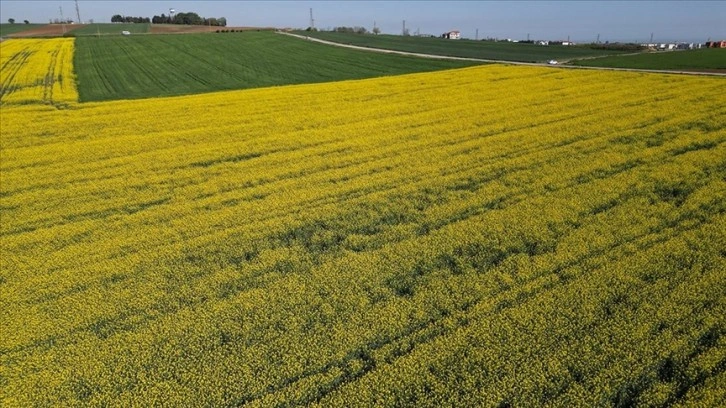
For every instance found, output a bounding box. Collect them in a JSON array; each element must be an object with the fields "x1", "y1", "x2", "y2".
[{"x1": 278, "y1": 31, "x2": 726, "y2": 77}]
